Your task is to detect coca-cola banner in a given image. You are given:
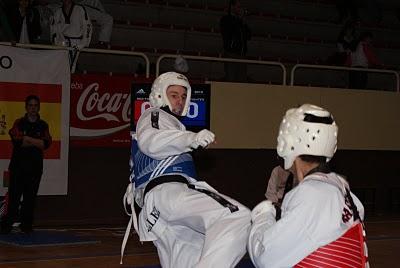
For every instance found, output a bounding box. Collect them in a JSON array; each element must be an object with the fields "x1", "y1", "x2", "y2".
[
  {"x1": 70, "y1": 74, "x2": 210, "y2": 147},
  {"x1": 70, "y1": 74, "x2": 148, "y2": 147}
]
